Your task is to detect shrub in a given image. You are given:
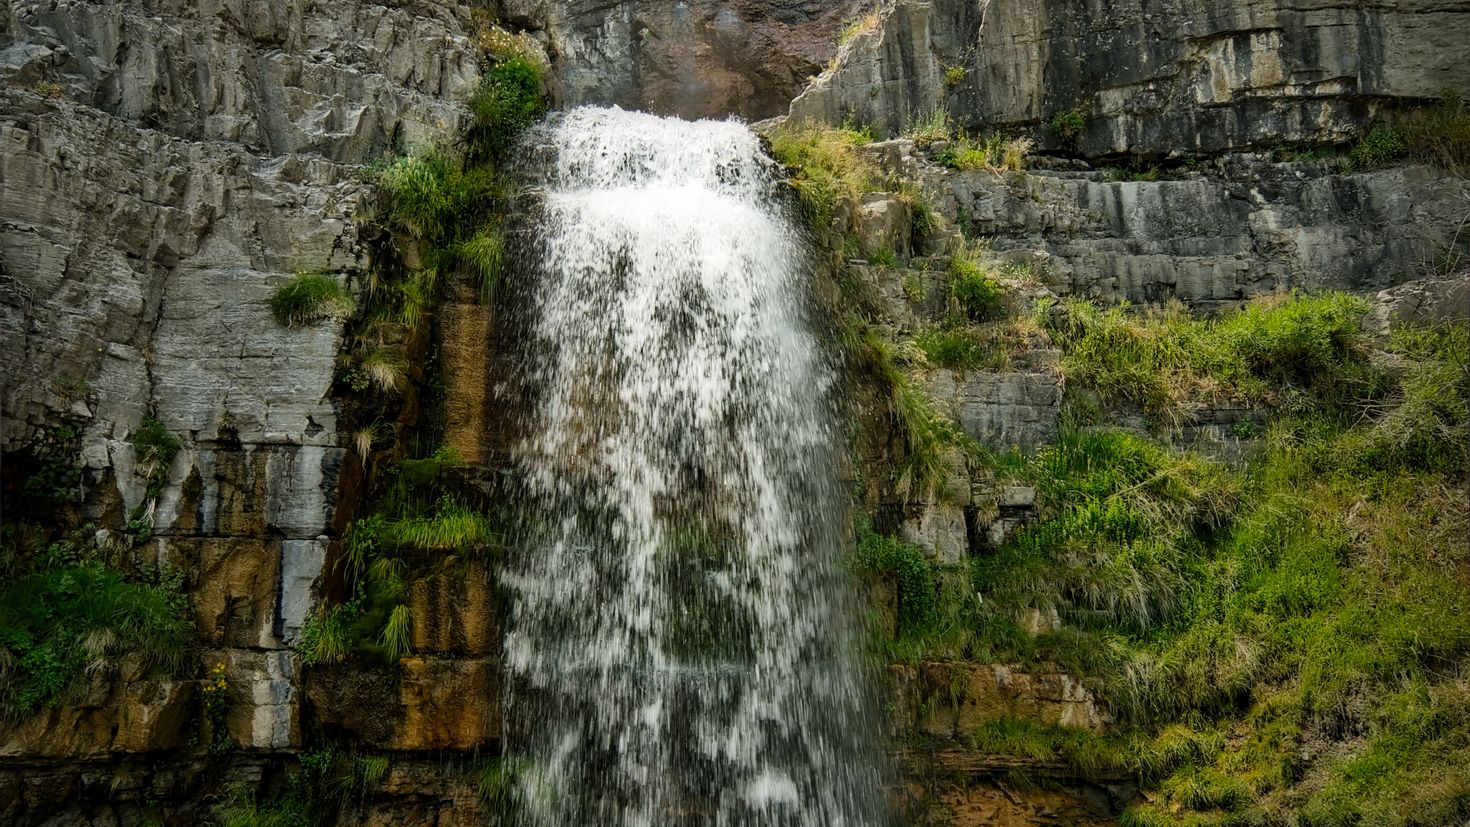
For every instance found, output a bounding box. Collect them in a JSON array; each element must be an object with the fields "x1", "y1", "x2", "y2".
[
  {"x1": 270, "y1": 272, "x2": 354, "y2": 327},
  {"x1": 0, "y1": 566, "x2": 189, "y2": 717},
  {"x1": 853, "y1": 524, "x2": 935, "y2": 637},
  {"x1": 944, "y1": 66, "x2": 967, "y2": 88},
  {"x1": 467, "y1": 57, "x2": 545, "y2": 162}
]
